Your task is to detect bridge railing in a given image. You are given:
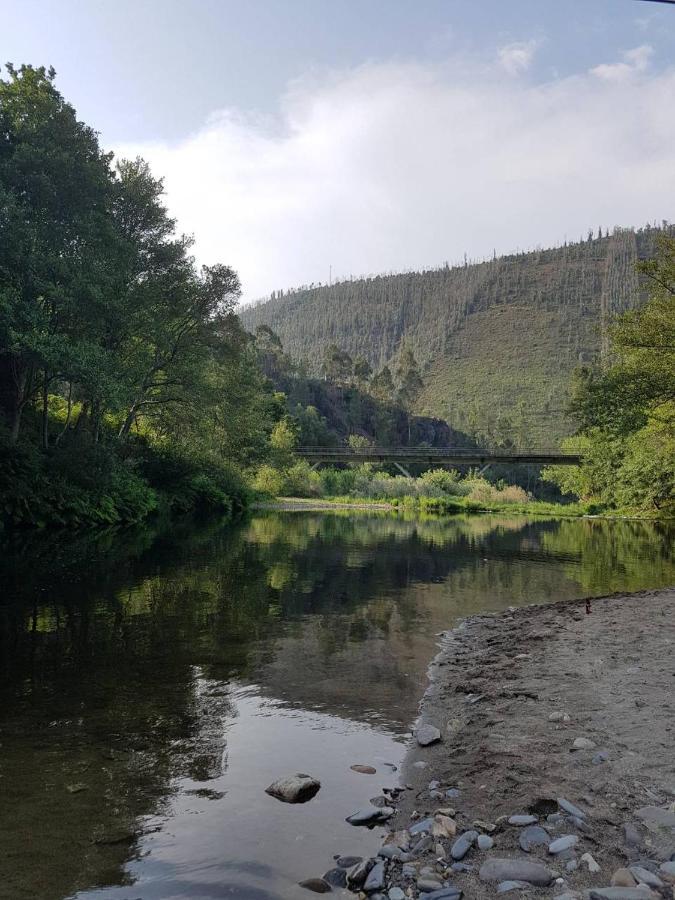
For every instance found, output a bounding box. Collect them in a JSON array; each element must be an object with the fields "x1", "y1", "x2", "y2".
[{"x1": 295, "y1": 446, "x2": 579, "y2": 459}]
